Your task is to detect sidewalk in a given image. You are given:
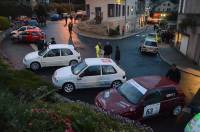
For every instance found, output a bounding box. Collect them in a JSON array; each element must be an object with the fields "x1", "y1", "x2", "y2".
[
  {"x1": 159, "y1": 44, "x2": 200, "y2": 77},
  {"x1": 73, "y1": 24, "x2": 149, "y2": 40}
]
